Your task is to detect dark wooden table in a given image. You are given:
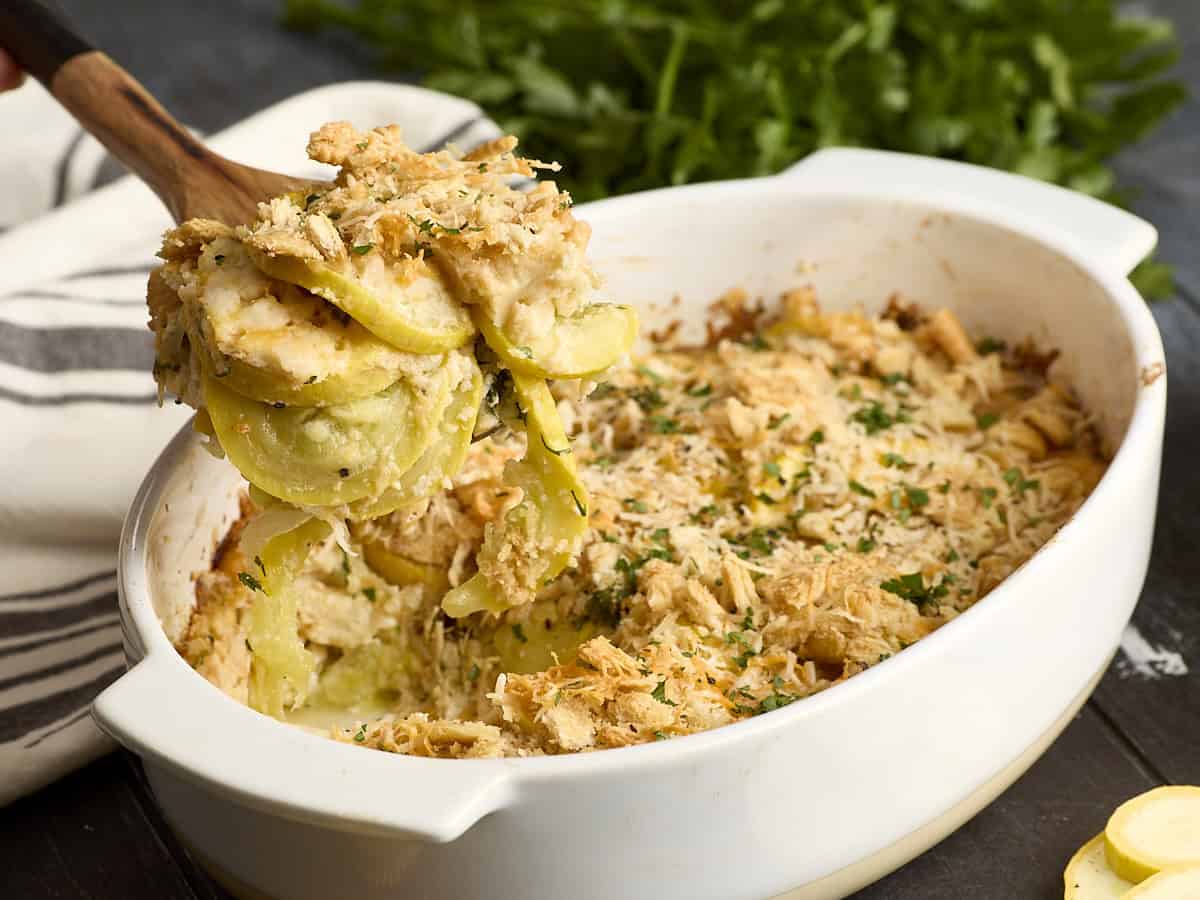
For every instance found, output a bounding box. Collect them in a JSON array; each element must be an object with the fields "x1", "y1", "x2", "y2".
[{"x1": 3, "y1": 2, "x2": 1198, "y2": 897}]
